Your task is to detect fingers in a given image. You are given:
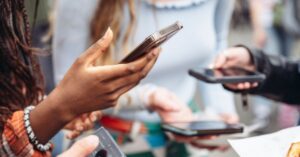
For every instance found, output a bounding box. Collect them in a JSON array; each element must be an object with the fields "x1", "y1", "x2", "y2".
[
  {"x1": 103, "y1": 72, "x2": 142, "y2": 92},
  {"x1": 89, "y1": 111, "x2": 102, "y2": 122},
  {"x1": 58, "y1": 135, "x2": 99, "y2": 157},
  {"x1": 190, "y1": 142, "x2": 229, "y2": 152},
  {"x1": 213, "y1": 53, "x2": 227, "y2": 69},
  {"x1": 81, "y1": 28, "x2": 113, "y2": 64},
  {"x1": 224, "y1": 82, "x2": 259, "y2": 91},
  {"x1": 140, "y1": 48, "x2": 160, "y2": 76},
  {"x1": 66, "y1": 130, "x2": 81, "y2": 139},
  {"x1": 97, "y1": 47, "x2": 160, "y2": 81},
  {"x1": 220, "y1": 114, "x2": 239, "y2": 124},
  {"x1": 153, "y1": 95, "x2": 181, "y2": 112}
]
